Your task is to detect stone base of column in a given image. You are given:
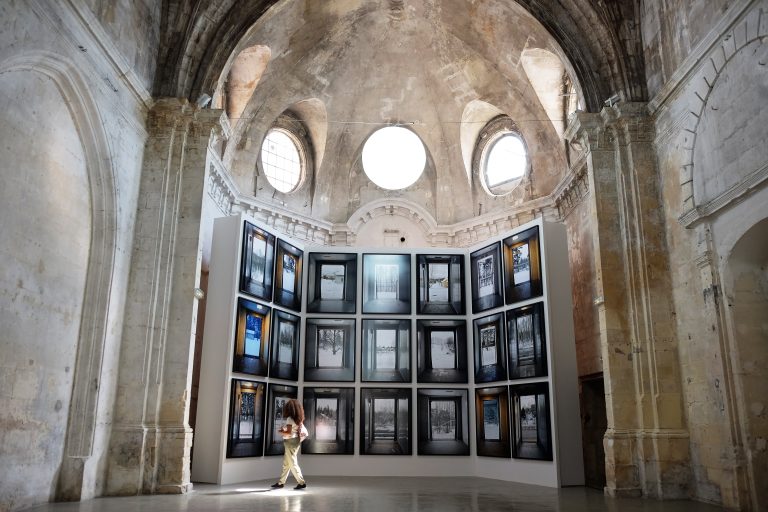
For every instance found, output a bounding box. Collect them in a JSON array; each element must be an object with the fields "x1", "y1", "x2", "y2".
[
  {"x1": 105, "y1": 425, "x2": 193, "y2": 496},
  {"x1": 604, "y1": 429, "x2": 690, "y2": 499}
]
